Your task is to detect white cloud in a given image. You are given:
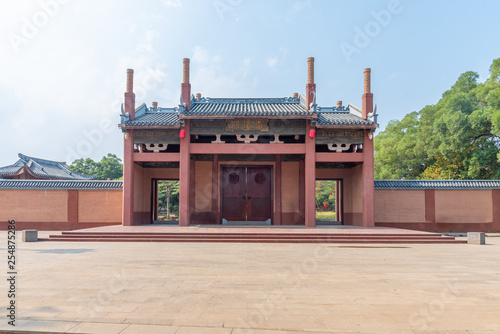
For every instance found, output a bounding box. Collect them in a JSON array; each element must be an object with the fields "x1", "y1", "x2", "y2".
[
  {"x1": 287, "y1": 0, "x2": 312, "y2": 19},
  {"x1": 137, "y1": 30, "x2": 160, "y2": 53},
  {"x1": 192, "y1": 46, "x2": 210, "y2": 64},
  {"x1": 162, "y1": 0, "x2": 182, "y2": 8},
  {"x1": 189, "y1": 46, "x2": 258, "y2": 98},
  {"x1": 266, "y1": 57, "x2": 278, "y2": 68}
]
